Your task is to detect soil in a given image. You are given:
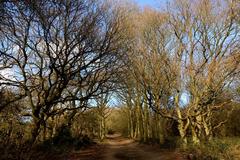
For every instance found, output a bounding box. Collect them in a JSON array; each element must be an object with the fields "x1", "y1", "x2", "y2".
[{"x1": 68, "y1": 134, "x2": 186, "y2": 160}]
